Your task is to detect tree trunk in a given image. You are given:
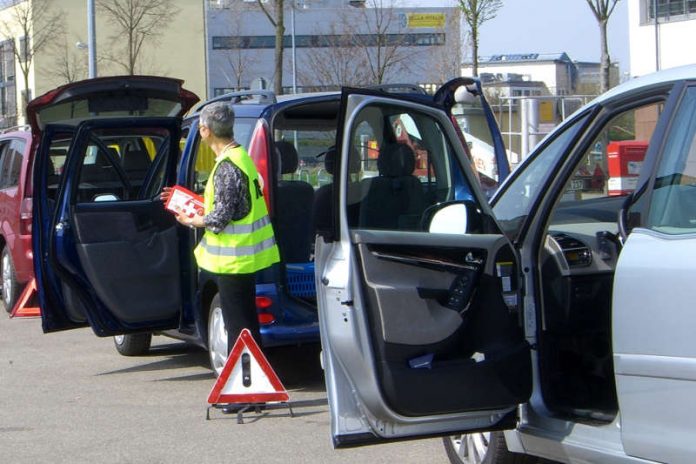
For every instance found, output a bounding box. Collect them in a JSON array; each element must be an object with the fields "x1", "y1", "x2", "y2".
[
  {"x1": 274, "y1": 0, "x2": 284, "y2": 95},
  {"x1": 599, "y1": 18, "x2": 610, "y2": 93},
  {"x1": 471, "y1": 24, "x2": 479, "y2": 77}
]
